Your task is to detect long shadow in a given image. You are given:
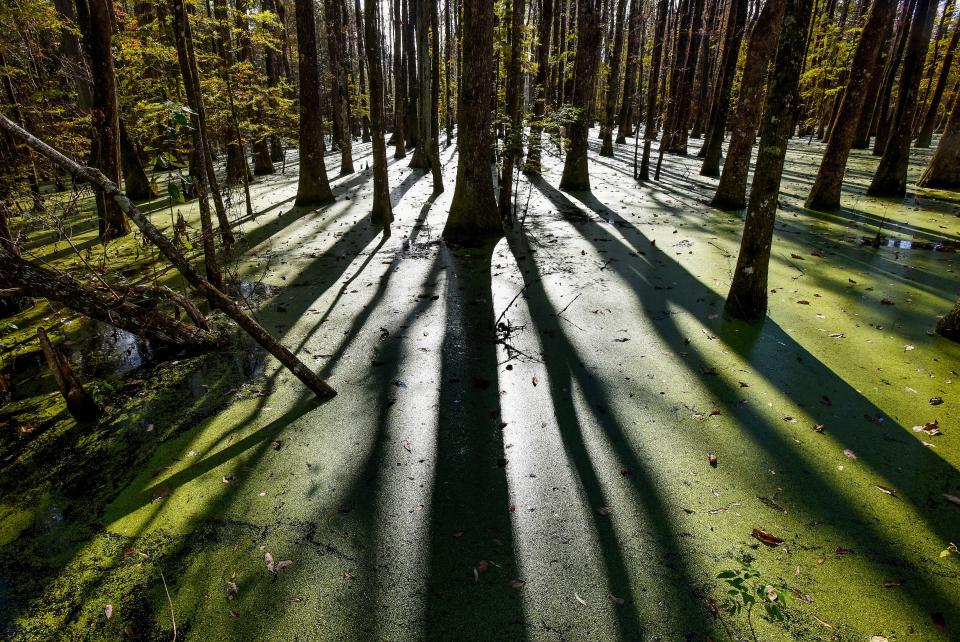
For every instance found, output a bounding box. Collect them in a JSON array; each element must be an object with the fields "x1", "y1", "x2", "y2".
[
  {"x1": 423, "y1": 243, "x2": 528, "y2": 639},
  {"x1": 535, "y1": 182, "x2": 960, "y2": 624},
  {"x1": 507, "y1": 228, "x2": 710, "y2": 639}
]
